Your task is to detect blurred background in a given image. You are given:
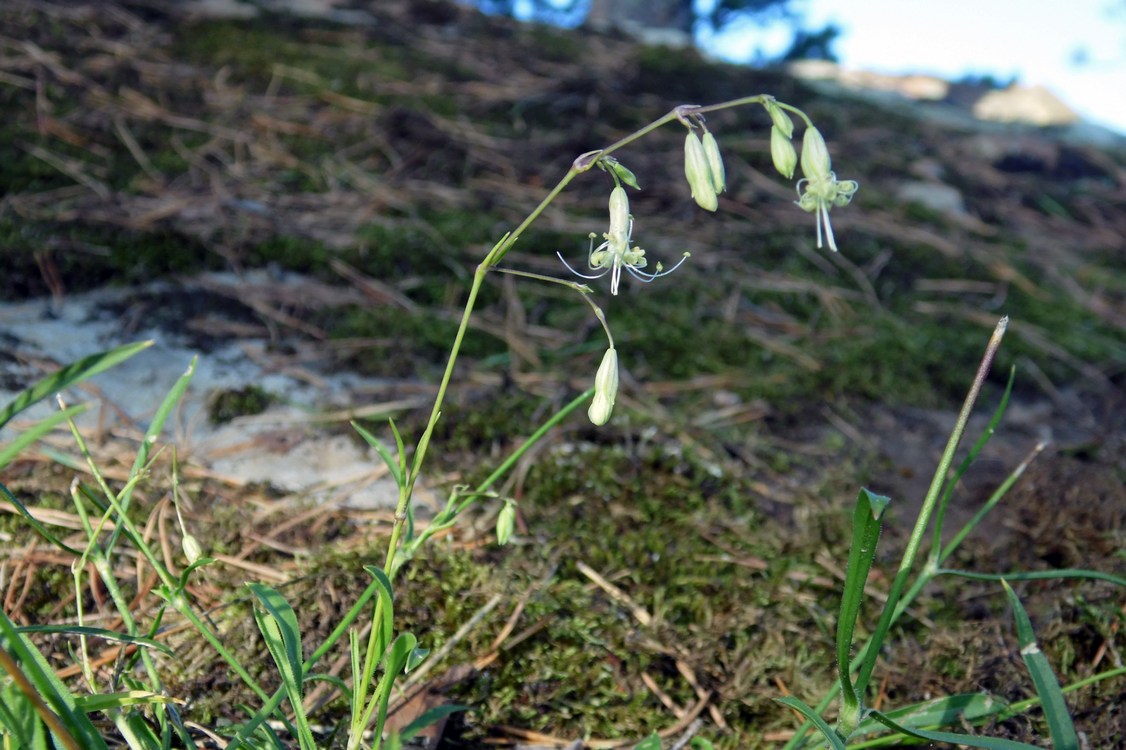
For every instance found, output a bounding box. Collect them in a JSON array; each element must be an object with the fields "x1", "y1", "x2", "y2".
[{"x1": 467, "y1": 0, "x2": 1126, "y2": 134}]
